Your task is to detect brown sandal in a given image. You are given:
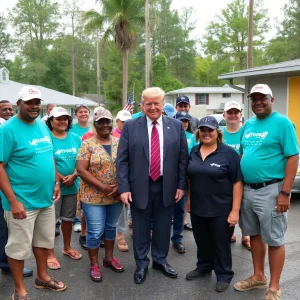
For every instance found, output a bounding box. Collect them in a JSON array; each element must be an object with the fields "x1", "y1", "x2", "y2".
[
  {"x1": 12, "y1": 292, "x2": 30, "y2": 300},
  {"x1": 35, "y1": 277, "x2": 66, "y2": 292}
]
